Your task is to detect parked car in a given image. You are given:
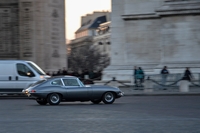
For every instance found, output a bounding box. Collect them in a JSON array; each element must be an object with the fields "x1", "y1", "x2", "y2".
[{"x1": 22, "y1": 76, "x2": 124, "y2": 105}]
